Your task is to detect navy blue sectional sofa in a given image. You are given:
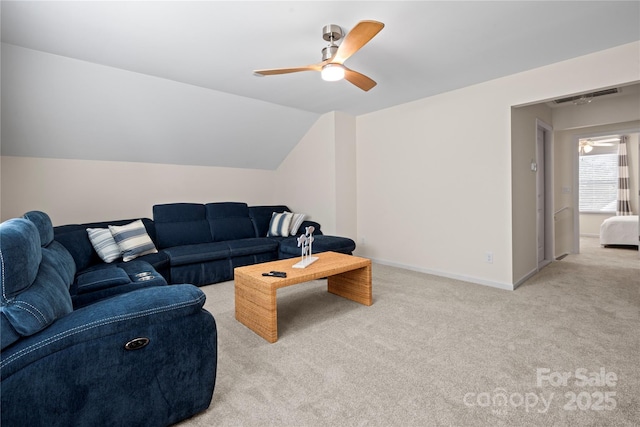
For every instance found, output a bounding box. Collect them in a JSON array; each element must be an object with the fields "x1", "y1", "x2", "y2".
[
  {"x1": 1, "y1": 211, "x2": 217, "y2": 426},
  {"x1": 53, "y1": 202, "x2": 356, "y2": 289},
  {"x1": 152, "y1": 202, "x2": 356, "y2": 286}
]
